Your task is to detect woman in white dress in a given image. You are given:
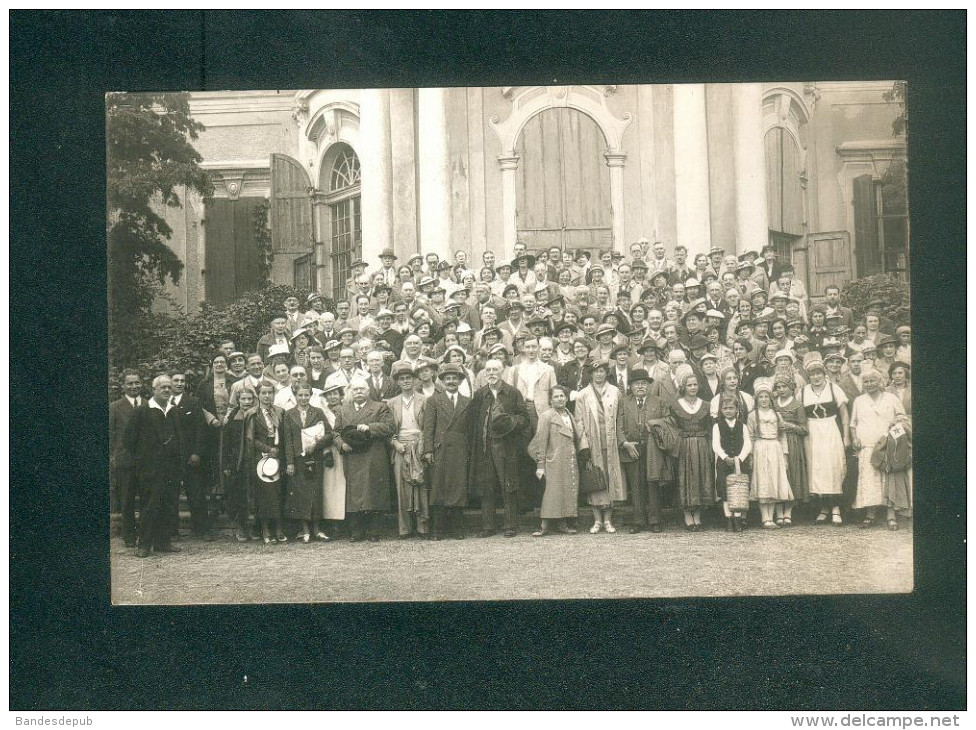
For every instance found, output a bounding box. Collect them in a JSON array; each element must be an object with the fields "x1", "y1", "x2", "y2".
[
  {"x1": 850, "y1": 366, "x2": 910, "y2": 529},
  {"x1": 801, "y1": 352, "x2": 850, "y2": 525},
  {"x1": 320, "y1": 383, "x2": 347, "y2": 533}
]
